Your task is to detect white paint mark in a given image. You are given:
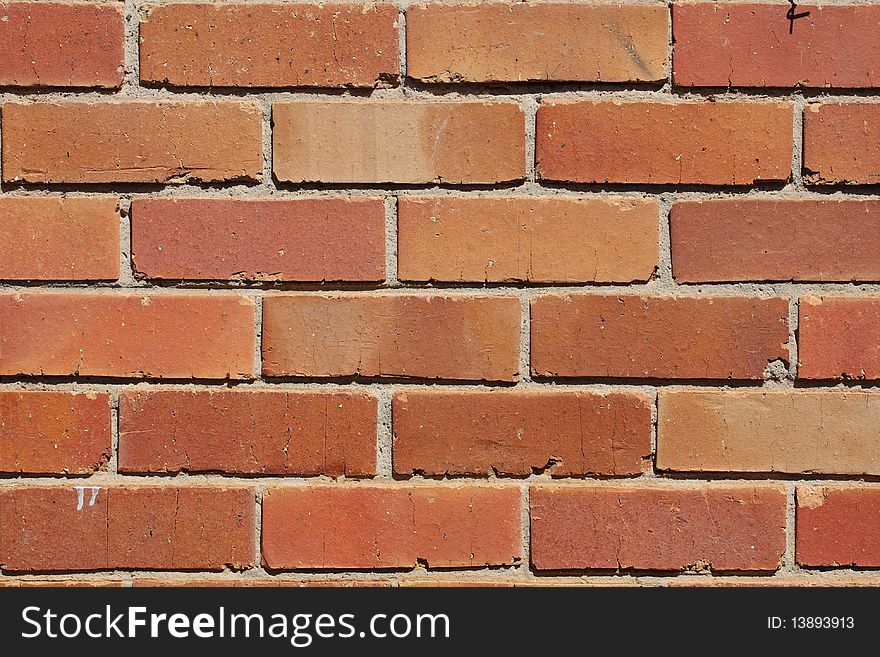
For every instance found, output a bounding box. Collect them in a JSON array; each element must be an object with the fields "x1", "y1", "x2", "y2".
[{"x1": 75, "y1": 486, "x2": 101, "y2": 511}]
